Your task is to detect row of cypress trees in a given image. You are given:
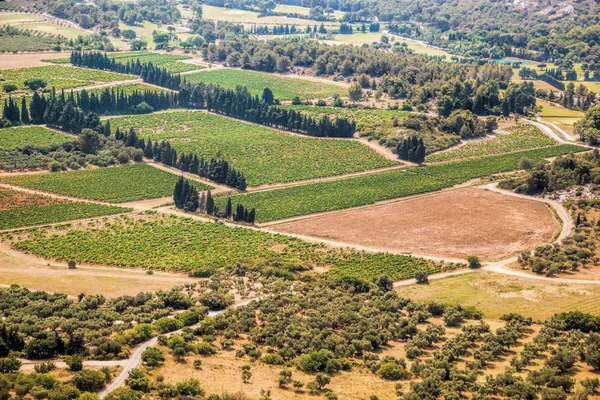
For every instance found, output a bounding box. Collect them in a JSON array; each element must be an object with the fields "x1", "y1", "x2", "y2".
[{"x1": 70, "y1": 51, "x2": 182, "y2": 90}]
